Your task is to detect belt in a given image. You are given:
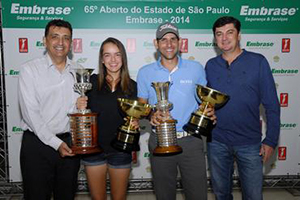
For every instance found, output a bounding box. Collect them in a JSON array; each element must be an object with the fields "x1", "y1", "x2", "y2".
[{"x1": 176, "y1": 131, "x2": 191, "y2": 139}]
